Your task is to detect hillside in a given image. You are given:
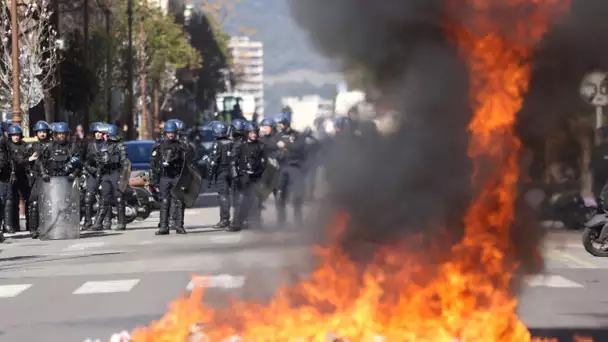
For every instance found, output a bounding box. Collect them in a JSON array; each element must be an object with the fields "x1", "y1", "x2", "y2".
[{"x1": 195, "y1": 0, "x2": 344, "y2": 114}]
